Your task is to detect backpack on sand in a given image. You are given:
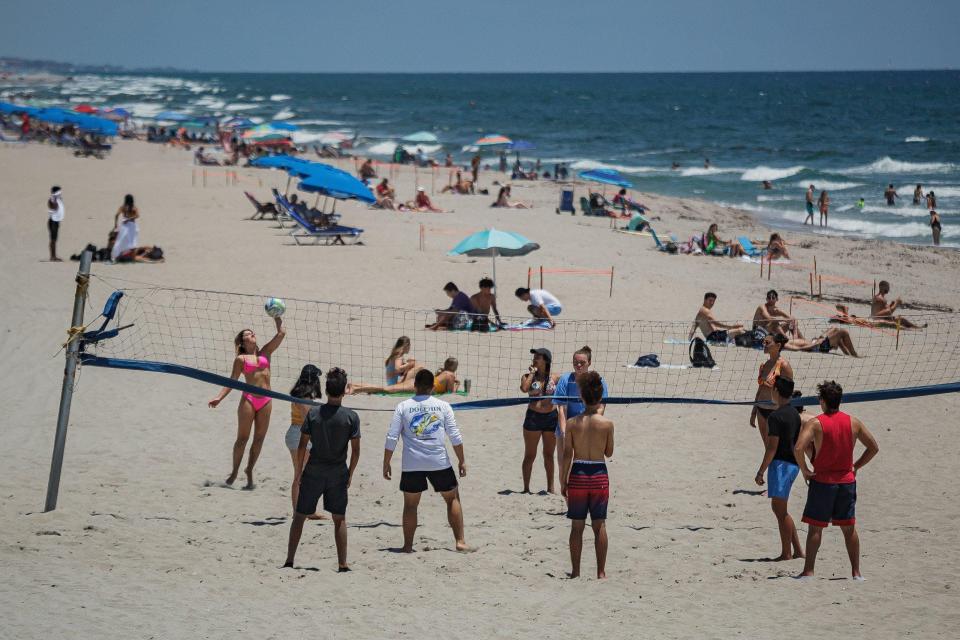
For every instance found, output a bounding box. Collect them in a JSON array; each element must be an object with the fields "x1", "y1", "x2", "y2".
[{"x1": 689, "y1": 337, "x2": 716, "y2": 368}]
